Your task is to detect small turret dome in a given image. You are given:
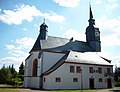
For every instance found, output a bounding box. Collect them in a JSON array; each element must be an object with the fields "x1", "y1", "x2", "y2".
[{"x1": 39, "y1": 19, "x2": 48, "y2": 40}]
